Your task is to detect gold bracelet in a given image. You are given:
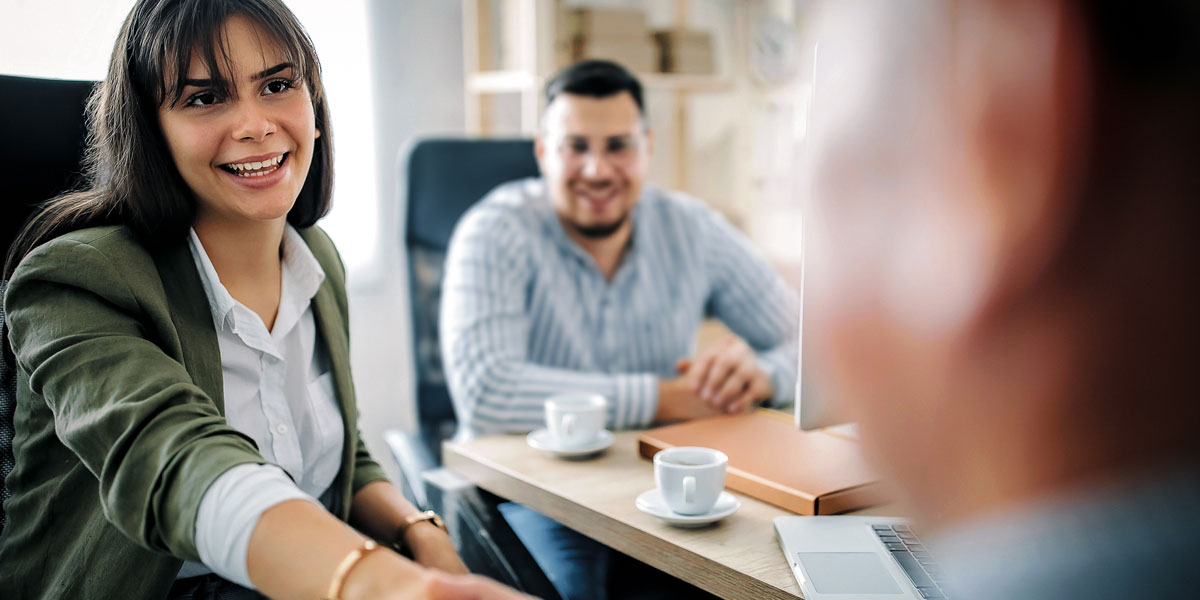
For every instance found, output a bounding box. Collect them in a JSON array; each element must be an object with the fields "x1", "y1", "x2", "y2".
[{"x1": 323, "y1": 539, "x2": 386, "y2": 600}]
